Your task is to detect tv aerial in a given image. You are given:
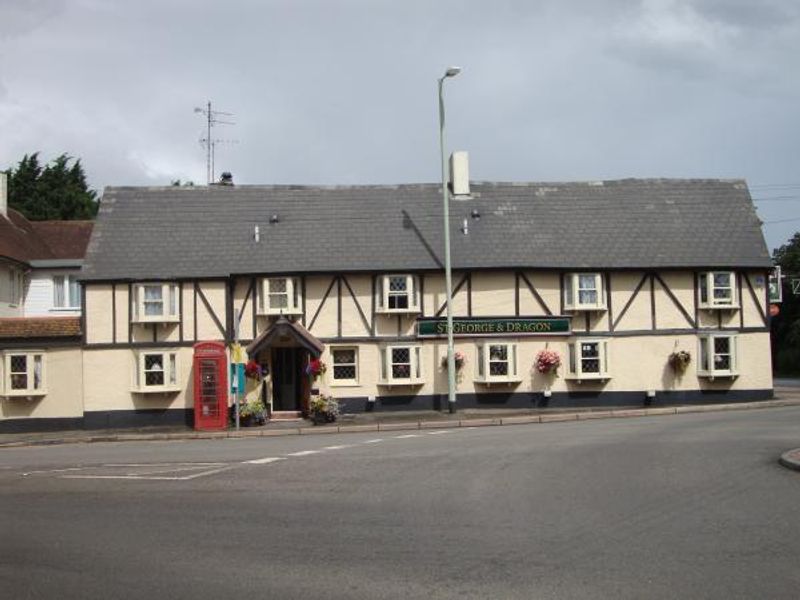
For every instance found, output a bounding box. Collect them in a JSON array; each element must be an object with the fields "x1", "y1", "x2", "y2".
[{"x1": 194, "y1": 101, "x2": 238, "y2": 184}]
